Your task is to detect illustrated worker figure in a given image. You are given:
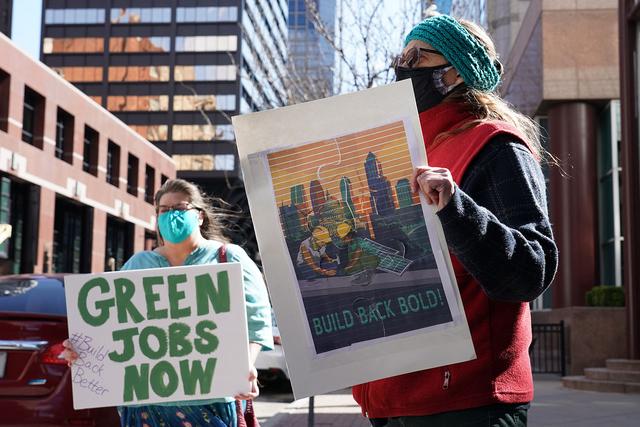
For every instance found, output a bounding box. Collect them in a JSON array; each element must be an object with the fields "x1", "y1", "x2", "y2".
[
  {"x1": 336, "y1": 222, "x2": 379, "y2": 285},
  {"x1": 296, "y1": 226, "x2": 338, "y2": 279}
]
